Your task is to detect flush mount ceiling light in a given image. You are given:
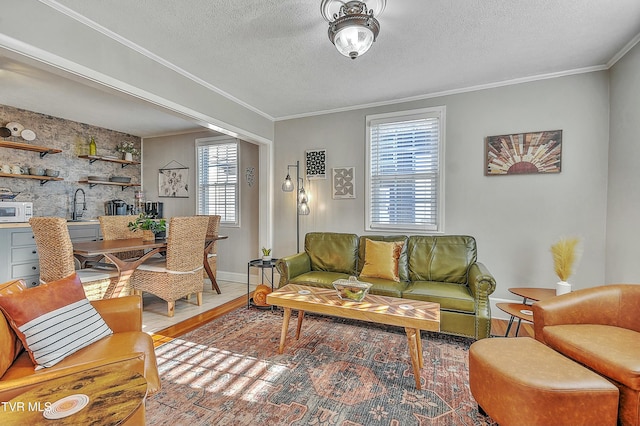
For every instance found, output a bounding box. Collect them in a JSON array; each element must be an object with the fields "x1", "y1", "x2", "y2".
[{"x1": 321, "y1": 0, "x2": 386, "y2": 59}]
